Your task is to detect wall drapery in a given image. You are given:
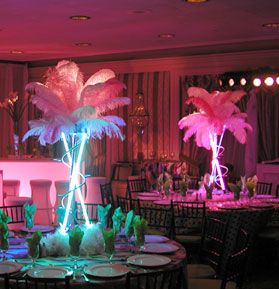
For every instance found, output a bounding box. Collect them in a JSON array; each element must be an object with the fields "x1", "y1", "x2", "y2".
[{"x1": 0, "y1": 63, "x2": 28, "y2": 157}]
